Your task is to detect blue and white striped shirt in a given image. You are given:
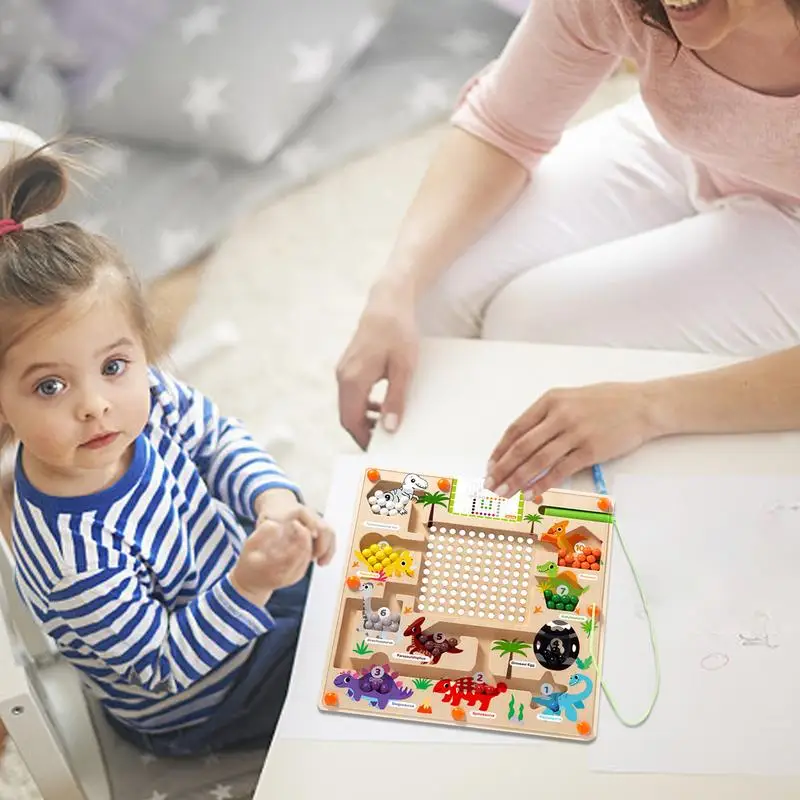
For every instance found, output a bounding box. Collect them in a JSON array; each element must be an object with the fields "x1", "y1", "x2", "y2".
[{"x1": 12, "y1": 367, "x2": 302, "y2": 734}]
